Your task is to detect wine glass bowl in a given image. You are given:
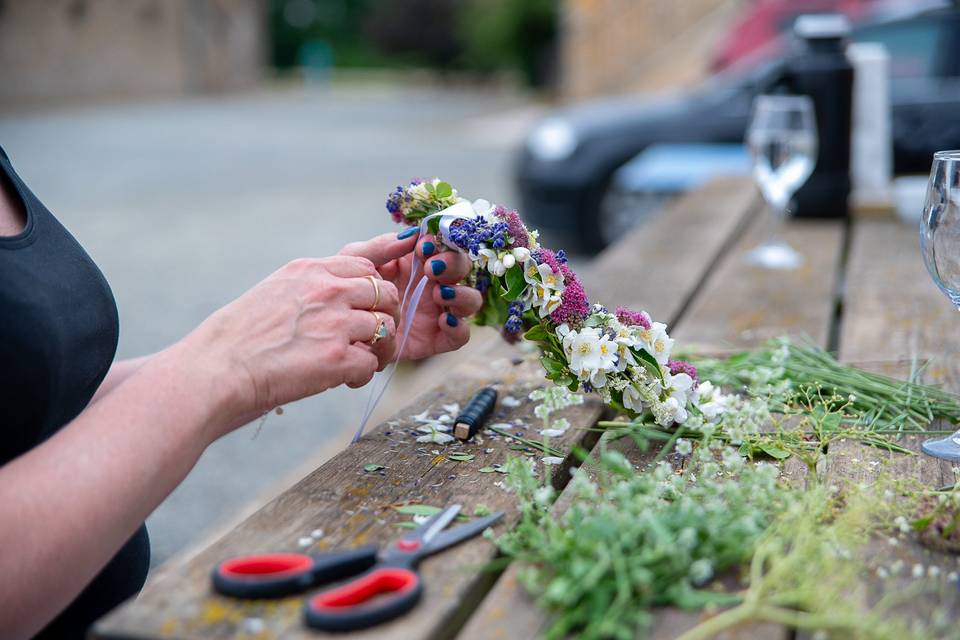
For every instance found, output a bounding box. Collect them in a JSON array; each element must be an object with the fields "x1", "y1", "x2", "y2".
[
  {"x1": 920, "y1": 150, "x2": 960, "y2": 307},
  {"x1": 919, "y1": 150, "x2": 960, "y2": 461},
  {"x1": 745, "y1": 94, "x2": 818, "y2": 270}
]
